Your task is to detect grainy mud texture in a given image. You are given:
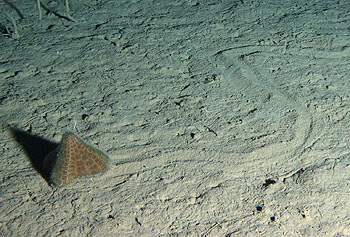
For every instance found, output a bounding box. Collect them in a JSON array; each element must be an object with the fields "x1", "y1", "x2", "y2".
[{"x1": 1, "y1": 0, "x2": 350, "y2": 236}]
